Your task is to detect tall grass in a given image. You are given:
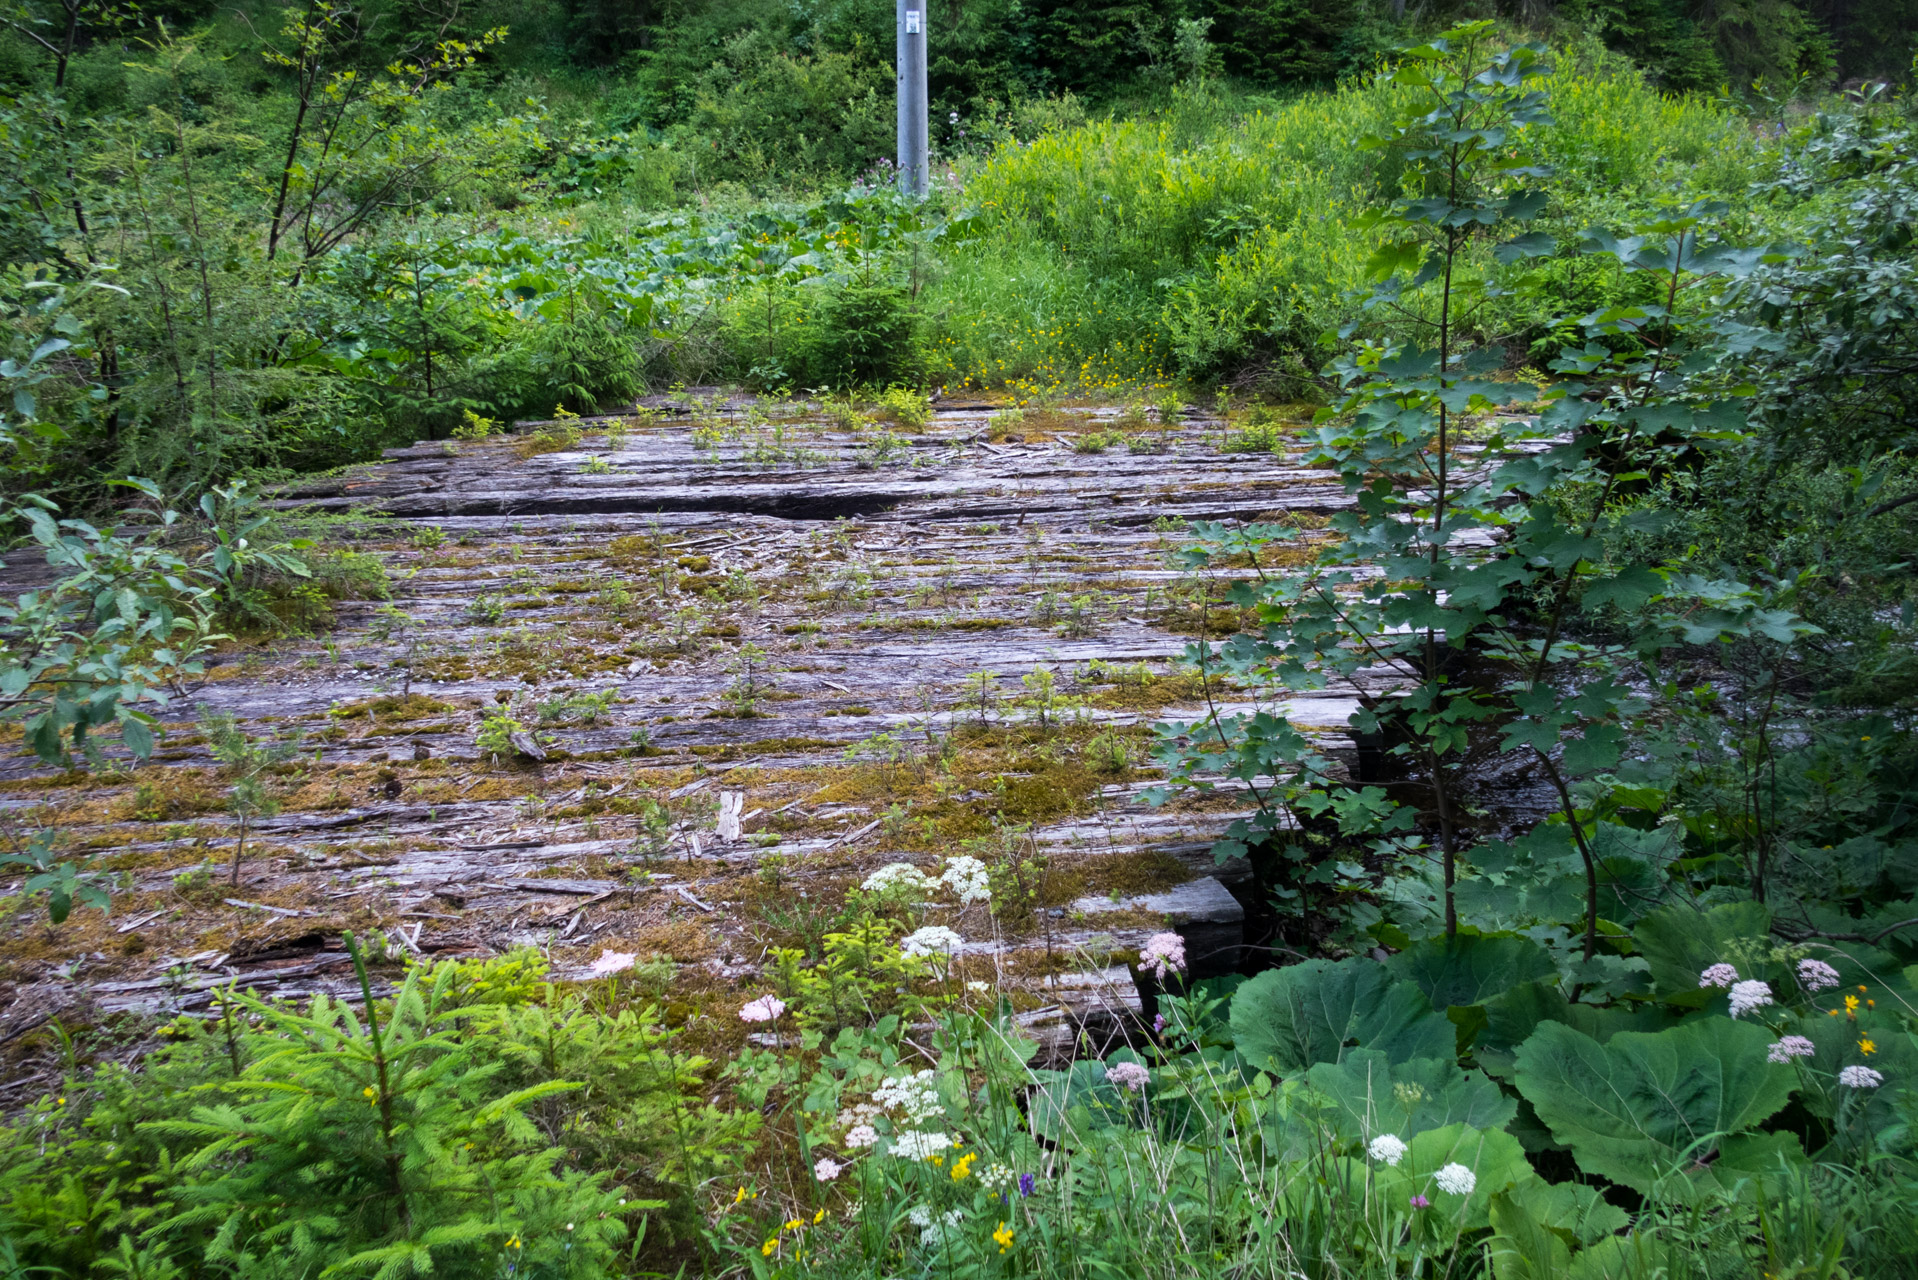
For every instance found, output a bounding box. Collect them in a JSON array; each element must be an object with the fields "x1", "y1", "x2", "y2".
[{"x1": 924, "y1": 60, "x2": 1762, "y2": 395}]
